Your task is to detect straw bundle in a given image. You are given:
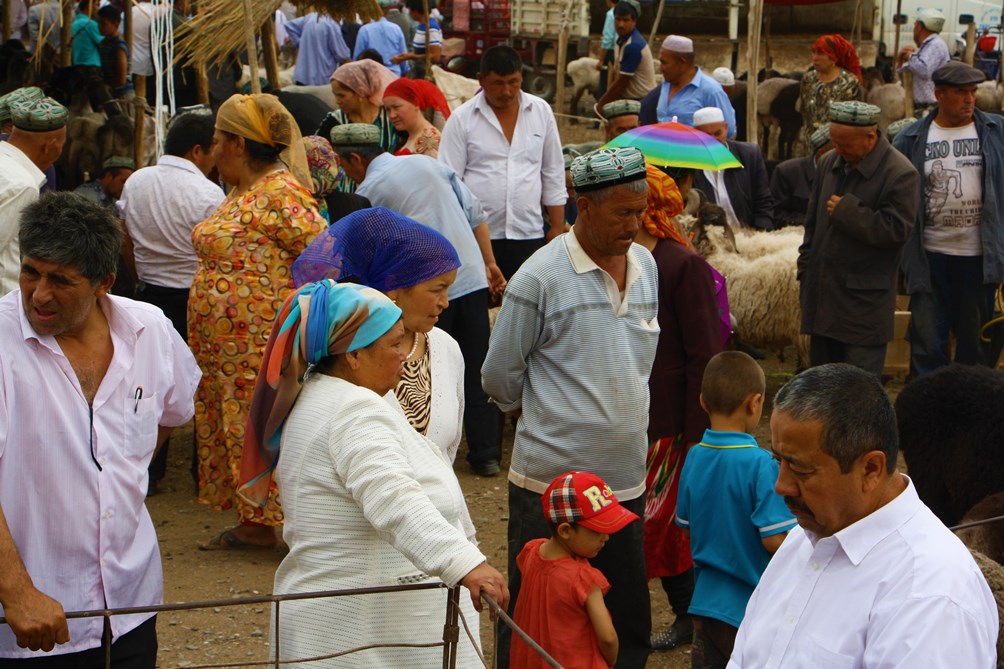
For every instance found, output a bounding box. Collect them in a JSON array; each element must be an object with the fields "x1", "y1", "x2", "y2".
[{"x1": 175, "y1": 0, "x2": 382, "y2": 69}]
